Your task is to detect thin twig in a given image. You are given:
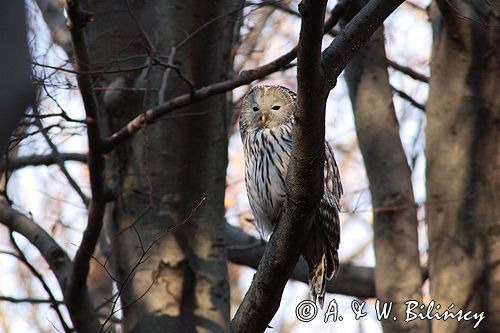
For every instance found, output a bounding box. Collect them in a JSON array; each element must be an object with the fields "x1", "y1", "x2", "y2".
[
  {"x1": 0, "y1": 296, "x2": 64, "y2": 305},
  {"x1": 391, "y1": 84, "x2": 426, "y2": 111},
  {"x1": 32, "y1": 108, "x2": 90, "y2": 207},
  {"x1": 0, "y1": 152, "x2": 87, "y2": 173},
  {"x1": 387, "y1": 58, "x2": 429, "y2": 83}
]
